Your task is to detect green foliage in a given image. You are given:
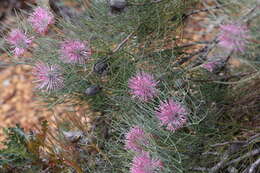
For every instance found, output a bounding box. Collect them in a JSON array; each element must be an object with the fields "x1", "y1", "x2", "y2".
[{"x1": 0, "y1": 125, "x2": 34, "y2": 172}]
